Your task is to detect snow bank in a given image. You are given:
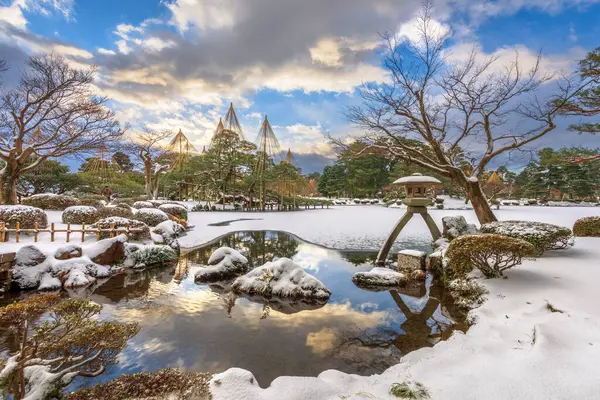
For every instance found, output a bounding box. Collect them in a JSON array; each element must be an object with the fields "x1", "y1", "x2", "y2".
[
  {"x1": 194, "y1": 247, "x2": 249, "y2": 283},
  {"x1": 210, "y1": 238, "x2": 600, "y2": 400},
  {"x1": 232, "y1": 258, "x2": 331, "y2": 300}
]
